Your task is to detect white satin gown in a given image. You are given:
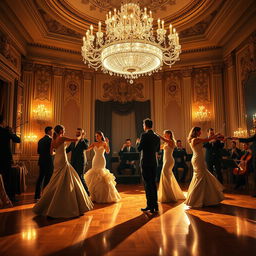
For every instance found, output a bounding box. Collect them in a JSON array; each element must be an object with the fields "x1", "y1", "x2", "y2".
[
  {"x1": 33, "y1": 143, "x2": 93, "y2": 218},
  {"x1": 85, "y1": 146, "x2": 121, "y2": 203},
  {"x1": 184, "y1": 138, "x2": 224, "y2": 207},
  {"x1": 158, "y1": 144, "x2": 185, "y2": 202}
]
